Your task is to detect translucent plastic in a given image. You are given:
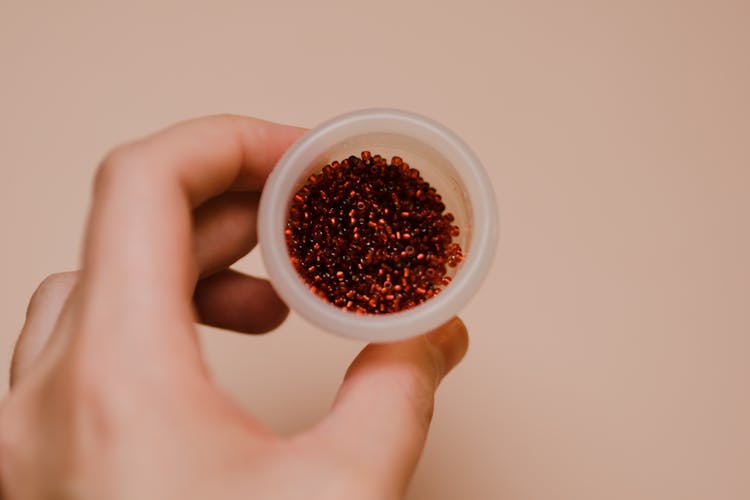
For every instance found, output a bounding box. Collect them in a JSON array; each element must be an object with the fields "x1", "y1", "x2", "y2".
[{"x1": 258, "y1": 109, "x2": 498, "y2": 341}]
